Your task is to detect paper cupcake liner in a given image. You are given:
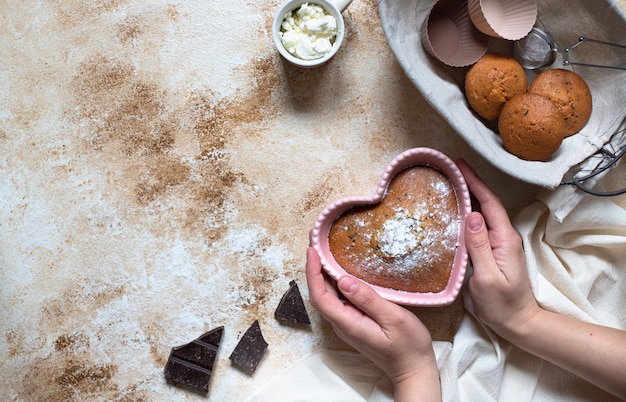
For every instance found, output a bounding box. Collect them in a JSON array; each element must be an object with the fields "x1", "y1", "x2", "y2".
[
  {"x1": 422, "y1": 0, "x2": 489, "y2": 67},
  {"x1": 468, "y1": 0, "x2": 537, "y2": 40}
]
